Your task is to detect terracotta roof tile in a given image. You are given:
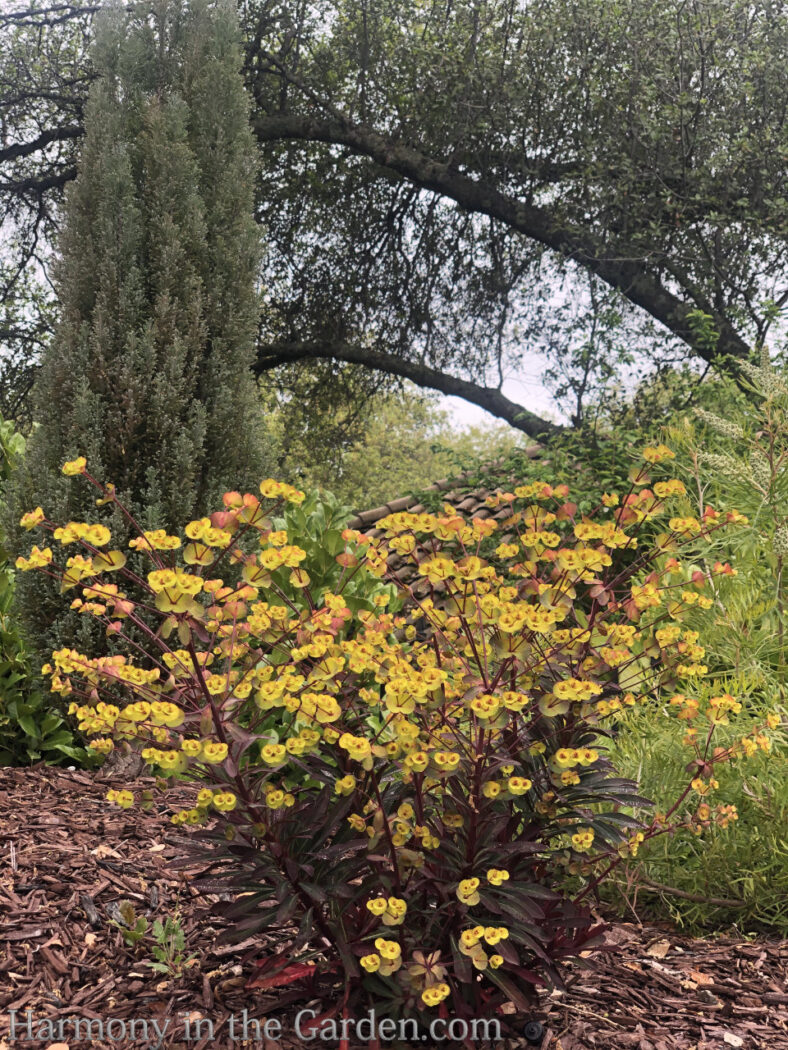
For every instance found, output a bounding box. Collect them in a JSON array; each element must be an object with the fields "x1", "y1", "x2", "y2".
[
  {"x1": 347, "y1": 444, "x2": 546, "y2": 590},
  {"x1": 456, "y1": 495, "x2": 481, "y2": 512},
  {"x1": 347, "y1": 443, "x2": 544, "y2": 534}
]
